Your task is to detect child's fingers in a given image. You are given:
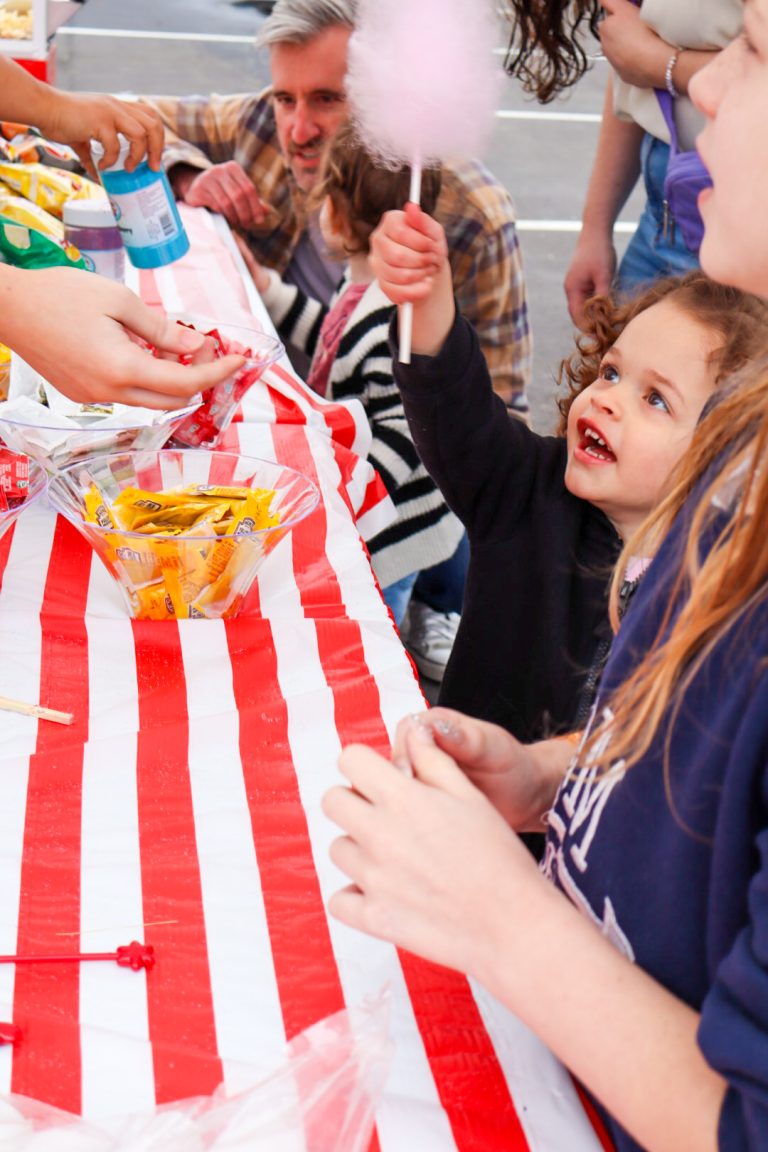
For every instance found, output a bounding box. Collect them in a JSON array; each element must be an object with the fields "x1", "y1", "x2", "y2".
[
  {"x1": 402, "y1": 722, "x2": 479, "y2": 799},
  {"x1": 393, "y1": 709, "x2": 521, "y2": 778},
  {"x1": 374, "y1": 210, "x2": 443, "y2": 260},
  {"x1": 404, "y1": 201, "x2": 449, "y2": 252},
  {"x1": 373, "y1": 233, "x2": 442, "y2": 281}
]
